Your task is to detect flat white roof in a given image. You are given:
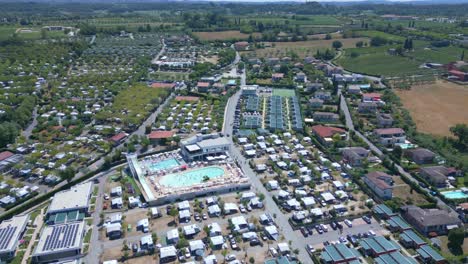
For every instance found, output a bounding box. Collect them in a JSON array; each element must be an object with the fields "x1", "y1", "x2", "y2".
[
  {"x1": 186, "y1": 144, "x2": 201, "y2": 152},
  {"x1": 48, "y1": 182, "x2": 93, "y2": 214},
  {"x1": 160, "y1": 245, "x2": 177, "y2": 258},
  {"x1": 0, "y1": 214, "x2": 29, "y2": 254},
  {"x1": 33, "y1": 222, "x2": 85, "y2": 256}
]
